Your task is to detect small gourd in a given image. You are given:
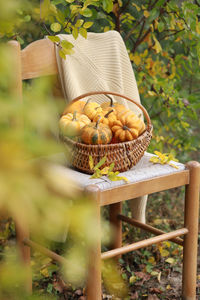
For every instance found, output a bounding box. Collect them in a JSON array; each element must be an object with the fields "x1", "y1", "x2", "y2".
[
  {"x1": 81, "y1": 117, "x2": 112, "y2": 145},
  {"x1": 101, "y1": 95, "x2": 127, "y2": 114},
  {"x1": 93, "y1": 110, "x2": 117, "y2": 127},
  {"x1": 117, "y1": 108, "x2": 137, "y2": 119},
  {"x1": 111, "y1": 115, "x2": 145, "y2": 142},
  {"x1": 59, "y1": 111, "x2": 91, "y2": 137},
  {"x1": 62, "y1": 100, "x2": 86, "y2": 115},
  {"x1": 83, "y1": 99, "x2": 102, "y2": 120}
]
